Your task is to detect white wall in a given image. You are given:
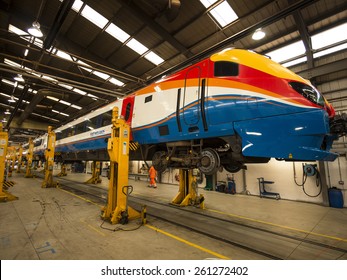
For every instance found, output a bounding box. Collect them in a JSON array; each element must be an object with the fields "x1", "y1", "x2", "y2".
[{"x1": 217, "y1": 157, "x2": 346, "y2": 207}]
